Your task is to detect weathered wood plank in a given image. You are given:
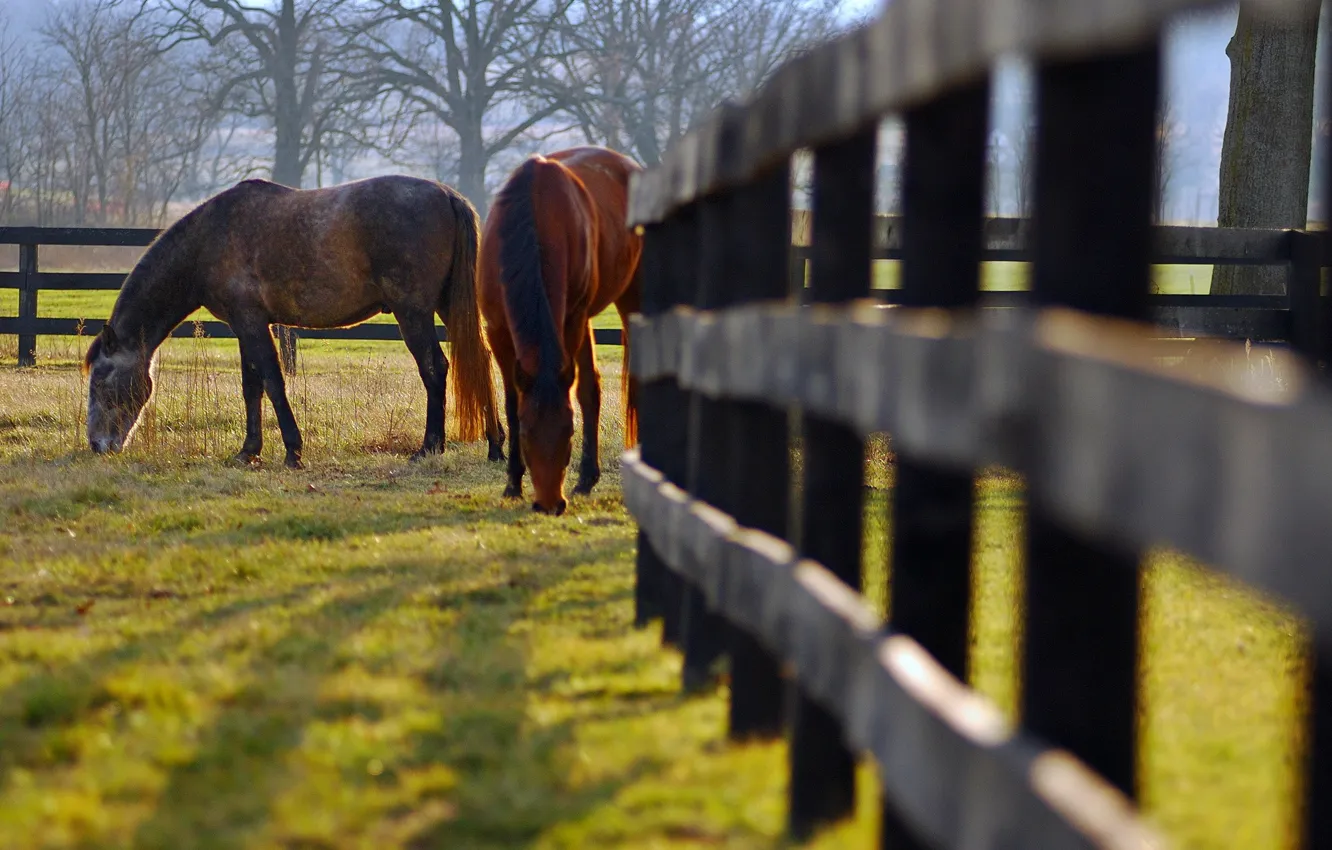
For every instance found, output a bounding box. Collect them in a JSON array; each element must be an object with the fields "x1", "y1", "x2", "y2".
[
  {"x1": 627, "y1": 301, "x2": 1332, "y2": 644},
  {"x1": 0, "y1": 227, "x2": 160, "y2": 246},
  {"x1": 622, "y1": 450, "x2": 1163, "y2": 850}
]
